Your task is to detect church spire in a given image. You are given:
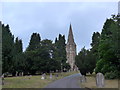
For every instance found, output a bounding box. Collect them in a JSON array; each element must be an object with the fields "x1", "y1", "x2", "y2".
[
  {"x1": 66, "y1": 24, "x2": 77, "y2": 71},
  {"x1": 67, "y1": 24, "x2": 75, "y2": 44}
]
